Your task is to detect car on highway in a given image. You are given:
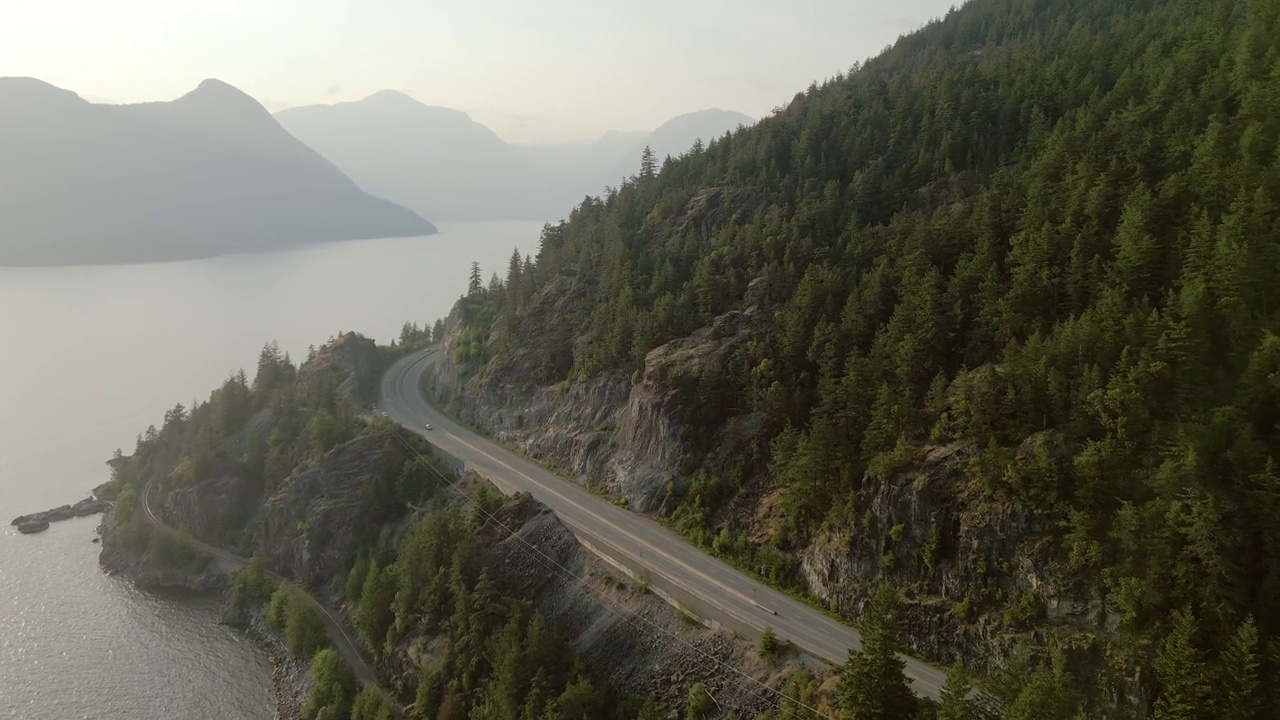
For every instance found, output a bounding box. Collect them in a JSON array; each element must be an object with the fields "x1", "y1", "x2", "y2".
[{"x1": 425, "y1": 423, "x2": 433, "y2": 431}]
